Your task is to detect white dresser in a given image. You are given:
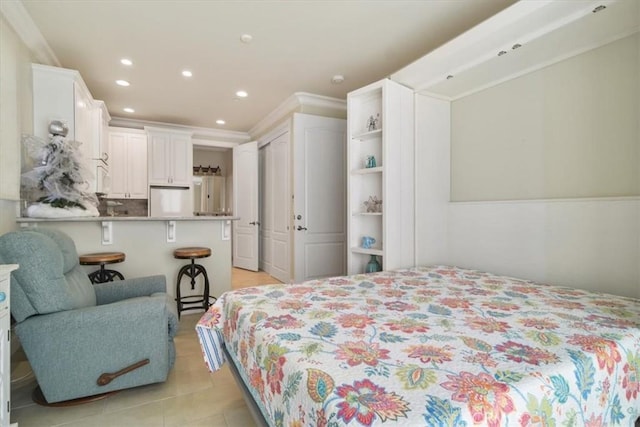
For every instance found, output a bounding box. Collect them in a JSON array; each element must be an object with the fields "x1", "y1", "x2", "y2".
[{"x1": 0, "y1": 265, "x2": 17, "y2": 427}]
